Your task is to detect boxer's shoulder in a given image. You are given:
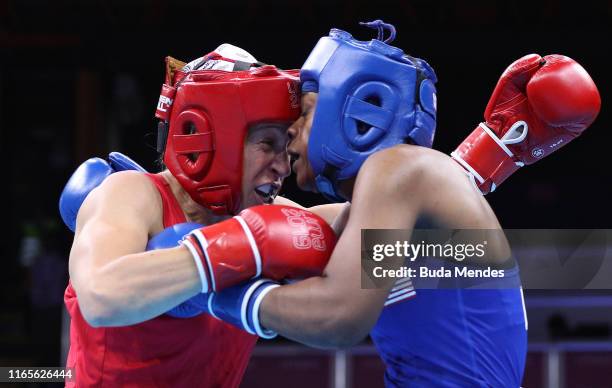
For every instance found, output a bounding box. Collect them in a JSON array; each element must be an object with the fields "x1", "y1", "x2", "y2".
[
  {"x1": 361, "y1": 144, "x2": 438, "y2": 168},
  {"x1": 352, "y1": 145, "x2": 483, "y2": 220},
  {"x1": 96, "y1": 170, "x2": 160, "y2": 202},
  {"x1": 76, "y1": 170, "x2": 162, "y2": 232},
  {"x1": 357, "y1": 145, "x2": 454, "y2": 190}
]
